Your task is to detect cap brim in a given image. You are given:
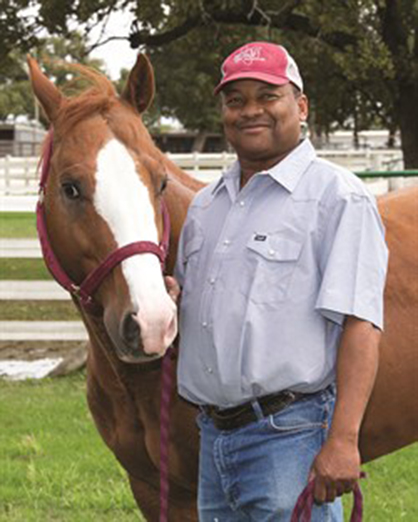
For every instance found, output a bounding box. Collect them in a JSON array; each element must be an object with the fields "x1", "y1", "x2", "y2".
[{"x1": 214, "y1": 72, "x2": 290, "y2": 95}]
